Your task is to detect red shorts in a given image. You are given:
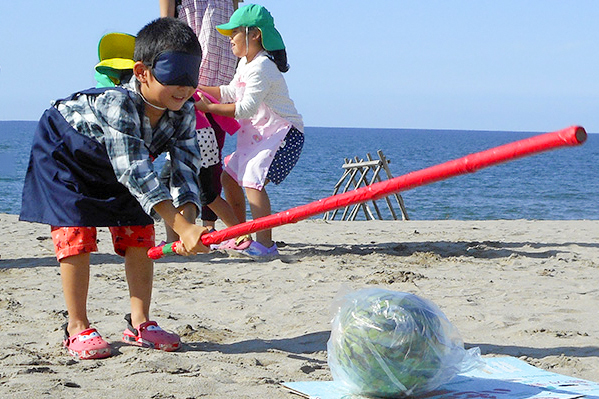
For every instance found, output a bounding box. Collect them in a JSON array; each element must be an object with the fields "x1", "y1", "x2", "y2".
[{"x1": 50, "y1": 225, "x2": 155, "y2": 261}]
